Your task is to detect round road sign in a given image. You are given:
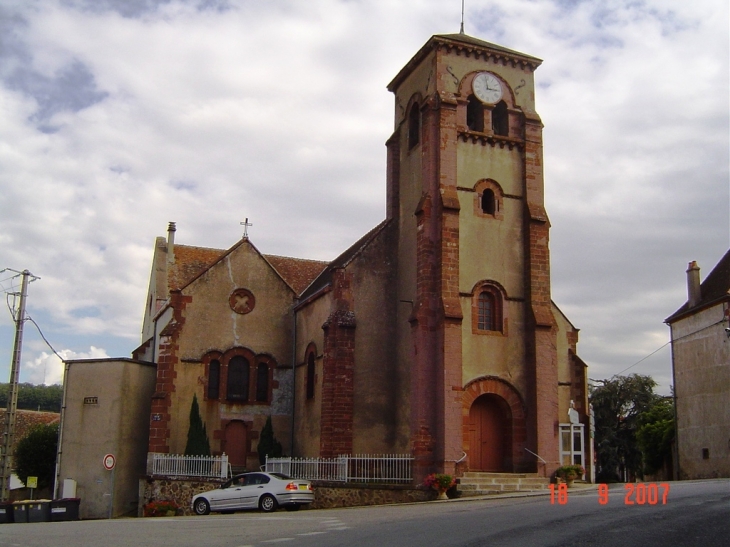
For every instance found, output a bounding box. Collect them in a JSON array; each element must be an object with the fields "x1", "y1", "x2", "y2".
[{"x1": 103, "y1": 453, "x2": 116, "y2": 471}]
